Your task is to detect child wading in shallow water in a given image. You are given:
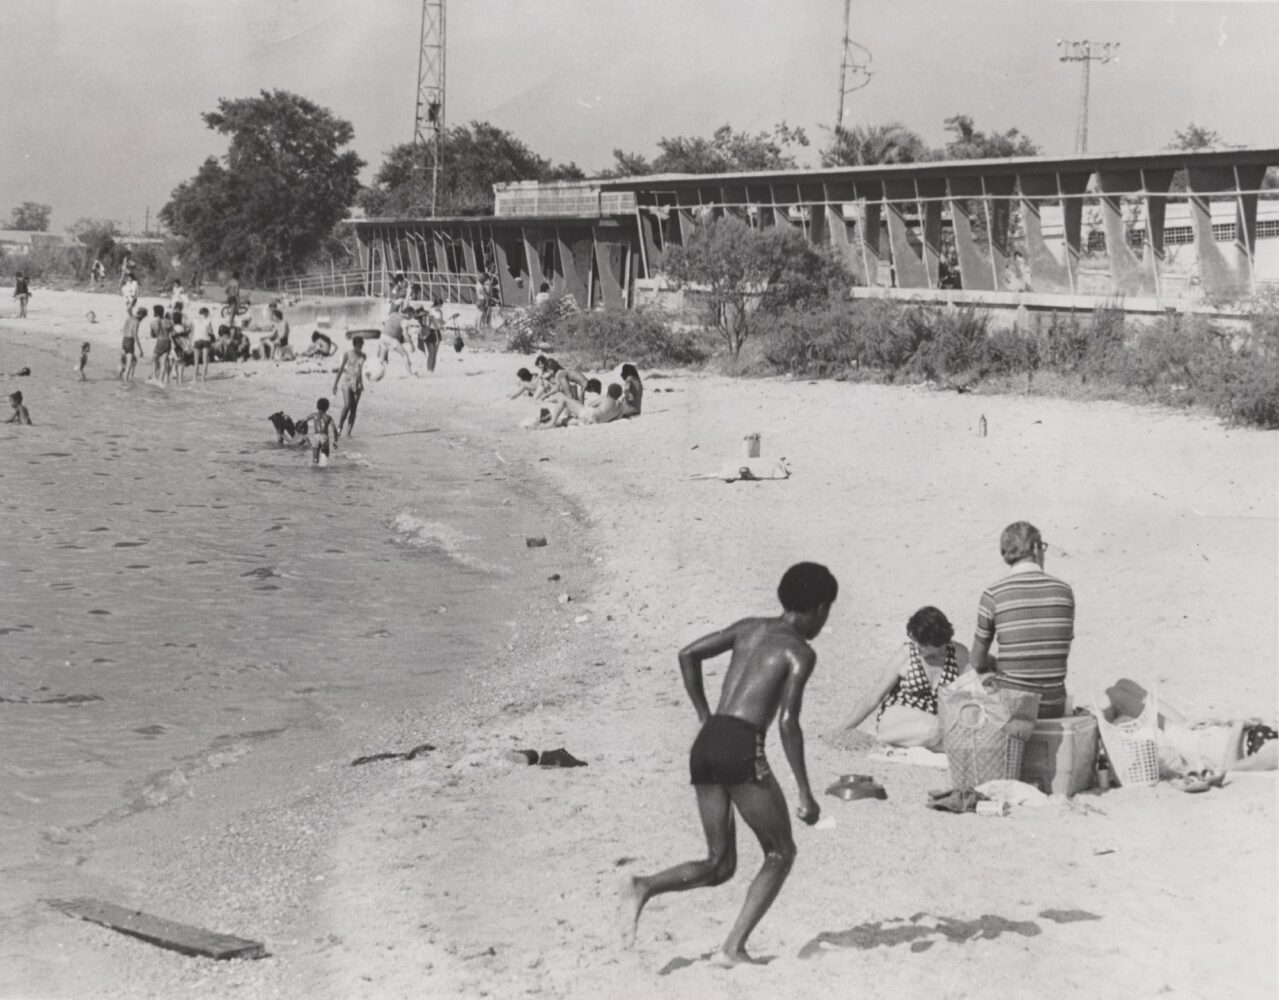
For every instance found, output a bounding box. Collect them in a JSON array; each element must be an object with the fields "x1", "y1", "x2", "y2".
[
  {"x1": 621, "y1": 562, "x2": 837, "y2": 967},
  {"x1": 7, "y1": 391, "x2": 32, "y2": 424},
  {"x1": 302, "y1": 397, "x2": 338, "y2": 466},
  {"x1": 77, "y1": 342, "x2": 90, "y2": 381}
]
